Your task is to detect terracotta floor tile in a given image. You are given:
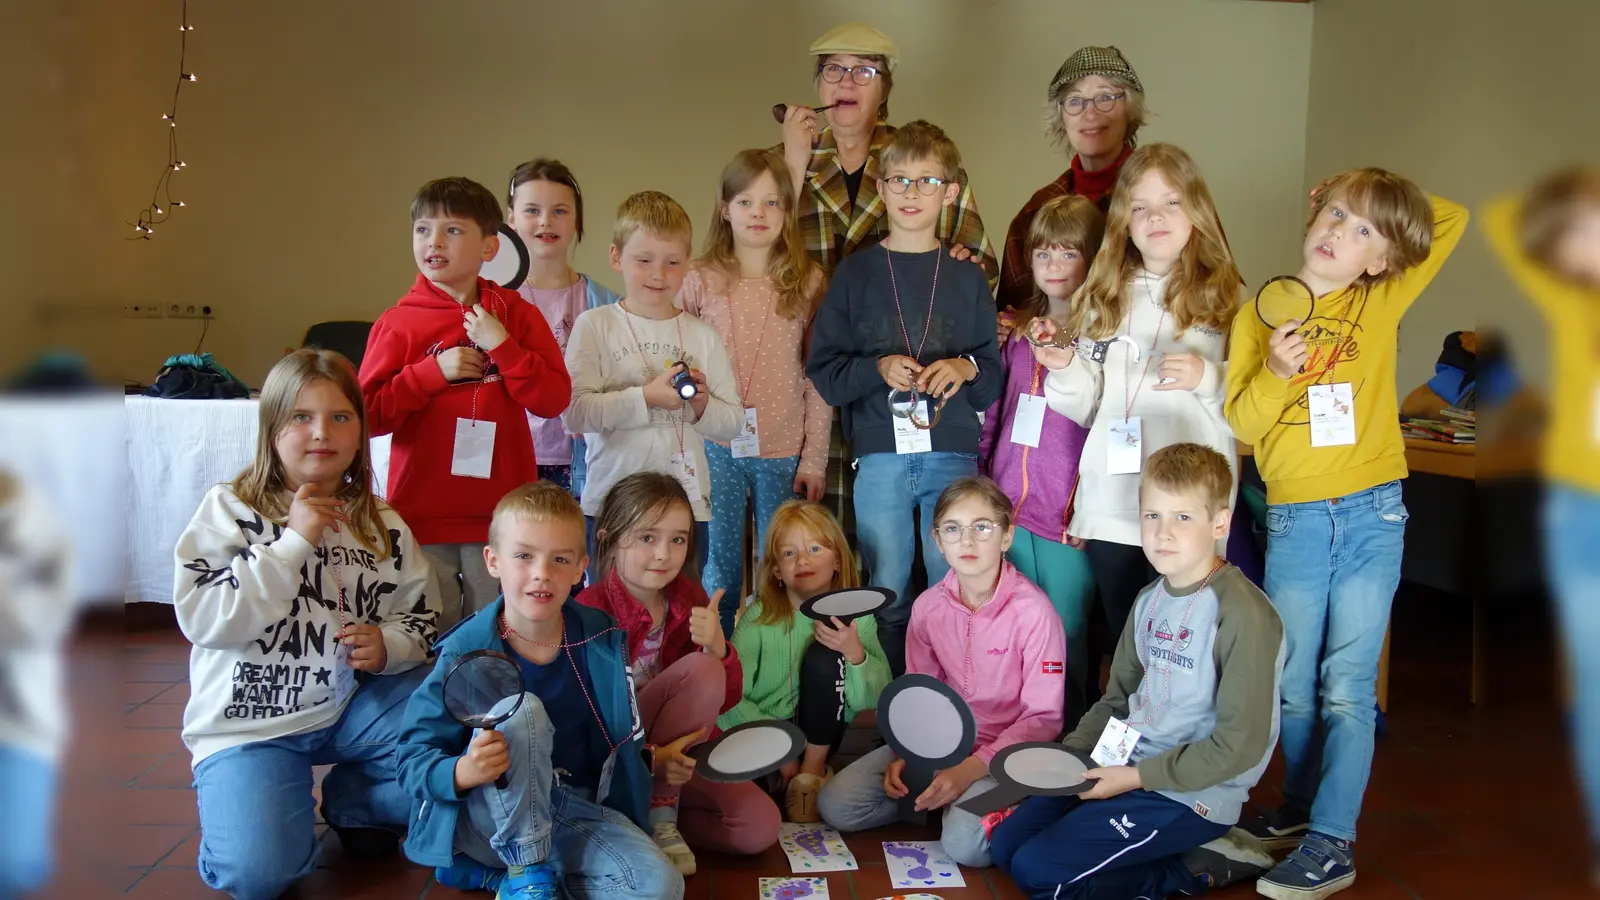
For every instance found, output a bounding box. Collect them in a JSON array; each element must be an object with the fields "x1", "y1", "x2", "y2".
[
  {"x1": 125, "y1": 701, "x2": 188, "y2": 728},
  {"x1": 115, "y1": 824, "x2": 195, "y2": 867},
  {"x1": 126, "y1": 661, "x2": 189, "y2": 683},
  {"x1": 147, "y1": 680, "x2": 193, "y2": 704},
  {"x1": 121, "y1": 787, "x2": 199, "y2": 826},
  {"x1": 130, "y1": 752, "x2": 198, "y2": 789},
  {"x1": 121, "y1": 753, "x2": 167, "y2": 783},
  {"x1": 121, "y1": 725, "x2": 187, "y2": 755},
  {"x1": 124, "y1": 680, "x2": 174, "y2": 704},
  {"x1": 125, "y1": 866, "x2": 217, "y2": 898}
]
